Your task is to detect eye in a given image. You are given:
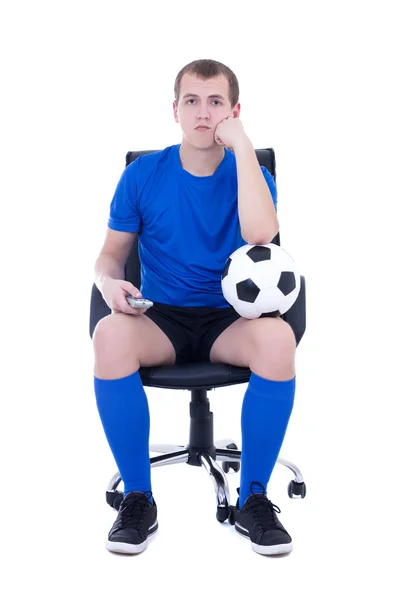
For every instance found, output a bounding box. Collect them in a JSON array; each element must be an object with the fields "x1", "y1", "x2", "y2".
[
  {"x1": 187, "y1": 99, "x2": 196, "y2": 104},
  {"x1": 212, "y1": 100, "x2": 221, "y2": 106}
]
